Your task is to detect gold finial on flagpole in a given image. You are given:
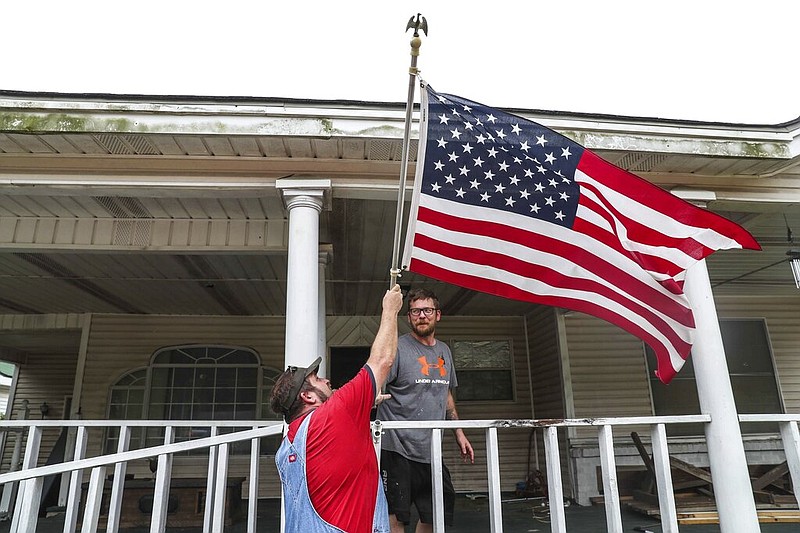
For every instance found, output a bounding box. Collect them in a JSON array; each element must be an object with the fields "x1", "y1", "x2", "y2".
[{"x1": 390, "y1": 14, "x2": 427, "y2": 289}]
